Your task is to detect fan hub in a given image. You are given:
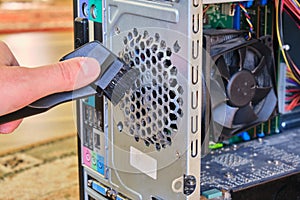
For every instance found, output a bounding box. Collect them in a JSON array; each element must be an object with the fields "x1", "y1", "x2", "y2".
[{"x1": 227, "y1": 70, "x2": 256, "y2": 107}]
